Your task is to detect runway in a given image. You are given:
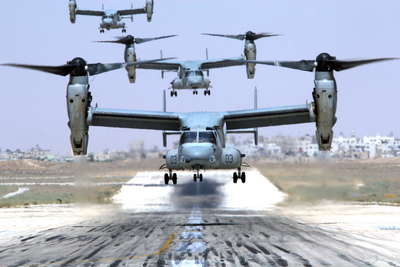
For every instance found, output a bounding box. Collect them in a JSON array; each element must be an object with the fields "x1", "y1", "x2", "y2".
[{"x1": 0, "y1": 170, "x2": 399, "y2": 266}]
